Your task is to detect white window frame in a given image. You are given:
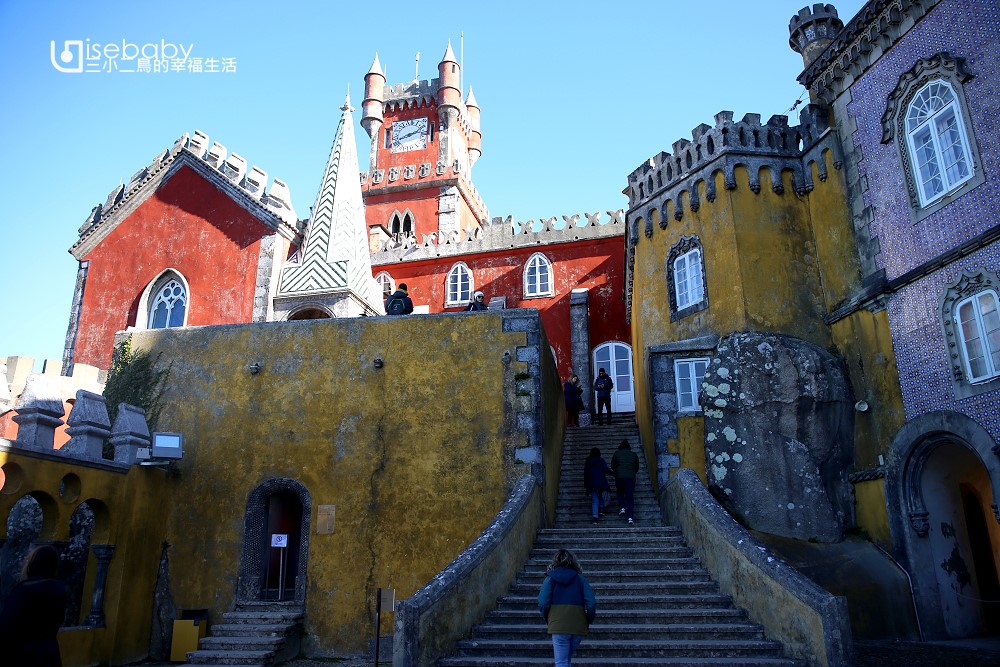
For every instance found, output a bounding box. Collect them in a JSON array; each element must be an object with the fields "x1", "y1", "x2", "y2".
[
  {"x1": 523, "y1": 253, "x2": 554, "y2": 298},
  {"x1": 905, "y1": 80, "x2": 974, "y2": 207},
  {"x1": 675, "y1": 357, "x2": 709, "y2": 413},
  {"x1": 955, "y1": 289, "x2": 1000, "y2": 383},
  {"x1": 147, "y1": 274, "x2": 188, "y2": 329},
  {"x1": 446, "y1": 262, "x2": 473, "y2": 307},
  {"x1": 673, "y1": 249, "x2": 704, "y2": 311},
  {"x1": 375, "y1": 272, "x2": 394, "y2": 298}
]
